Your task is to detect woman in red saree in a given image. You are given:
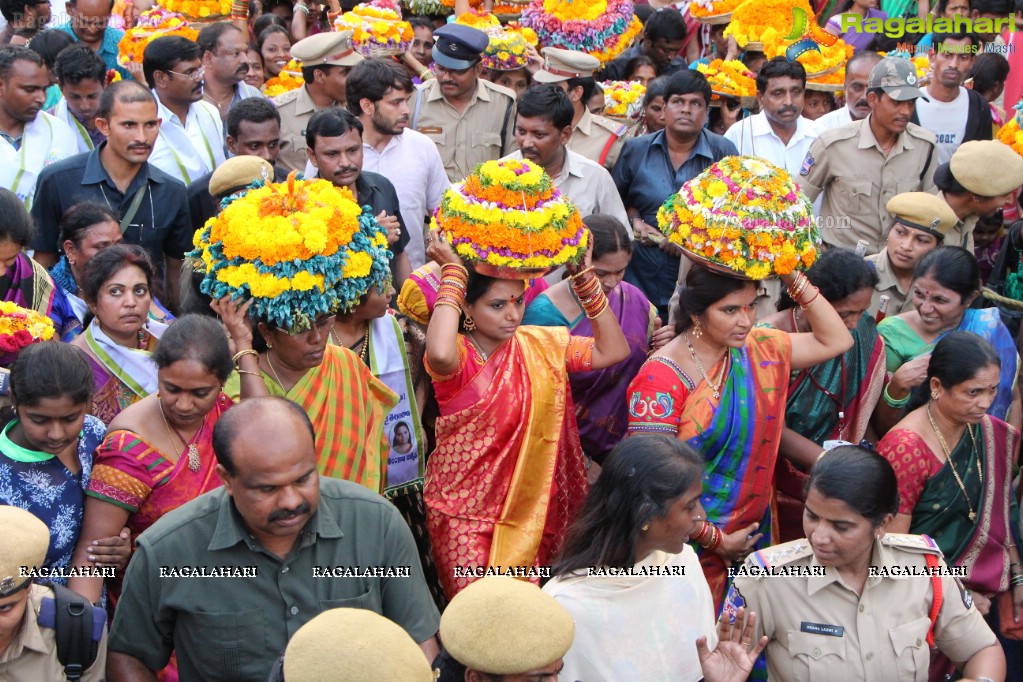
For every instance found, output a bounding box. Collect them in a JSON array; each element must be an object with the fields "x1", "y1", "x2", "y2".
[
  {"x1": 68, "y1": 316, "x2": 236, "y2": 609},
  {"x1": 878, "y1": 331, "x2": 1022, "y2": 677},
  {"x1": 424, "y1": 230, "x2": 630, "y2": 598}
]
